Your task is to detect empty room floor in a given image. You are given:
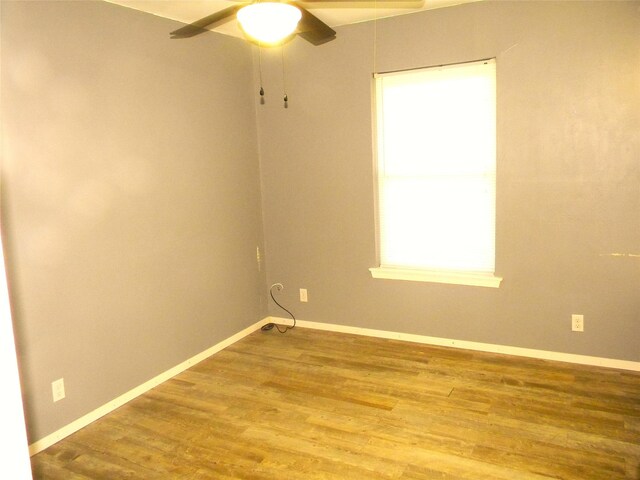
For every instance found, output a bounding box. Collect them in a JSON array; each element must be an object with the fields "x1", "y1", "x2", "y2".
[{"x1": 31, "y1": 327, "x2": 640, "y2": 479}]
